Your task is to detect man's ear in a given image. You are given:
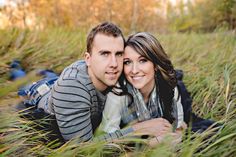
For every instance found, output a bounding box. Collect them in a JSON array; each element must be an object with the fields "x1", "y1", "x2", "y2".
[{"x1": 84, "y1": 52, "x2": 91, "y2": 66}]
